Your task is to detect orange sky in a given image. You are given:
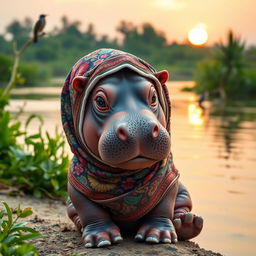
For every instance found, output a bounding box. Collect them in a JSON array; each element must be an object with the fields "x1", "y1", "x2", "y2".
[{"x1": 1, "y1": 0, "x2": 256, "y2": 46}]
